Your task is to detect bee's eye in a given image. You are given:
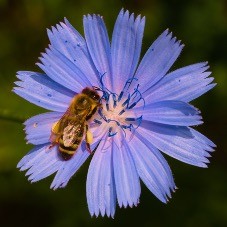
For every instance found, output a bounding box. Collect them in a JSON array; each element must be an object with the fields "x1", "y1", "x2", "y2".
[{"x1": 93, "y1": 94, "x2": 100, "y2": 101}]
